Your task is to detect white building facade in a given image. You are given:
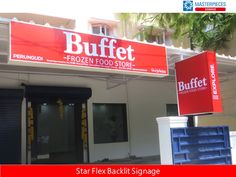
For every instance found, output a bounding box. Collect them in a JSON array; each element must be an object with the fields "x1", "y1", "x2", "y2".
[{"x1": 1, "y1": 13, "x2": 236, "y2": 164}]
